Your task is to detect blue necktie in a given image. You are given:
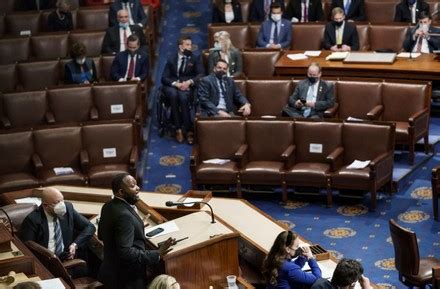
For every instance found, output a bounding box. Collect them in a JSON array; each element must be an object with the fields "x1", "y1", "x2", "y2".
[
  {"x1": 54, "y1": 218, "x2": 64, "y2": 257},
  {"x1": 273, "y1": 22, "x2": 279, "y2": 44}
]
